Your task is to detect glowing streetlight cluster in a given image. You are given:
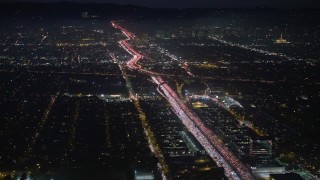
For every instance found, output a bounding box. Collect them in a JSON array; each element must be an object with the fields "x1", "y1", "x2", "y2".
[{"x1": 23, "y1": 95, "x2": 58, "y2": 162}]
